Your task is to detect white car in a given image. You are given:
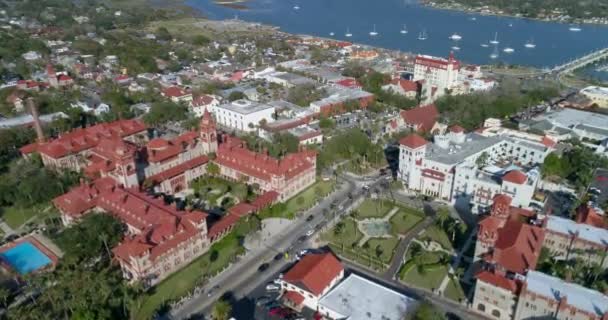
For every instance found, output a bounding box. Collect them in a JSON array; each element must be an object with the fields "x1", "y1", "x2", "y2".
[
  {"x1": 266, "y1": 284, "x2": 280, "y2": 291},
  {"x1": 305, "y1": 229, "x2": 314, "y2": 237}
]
